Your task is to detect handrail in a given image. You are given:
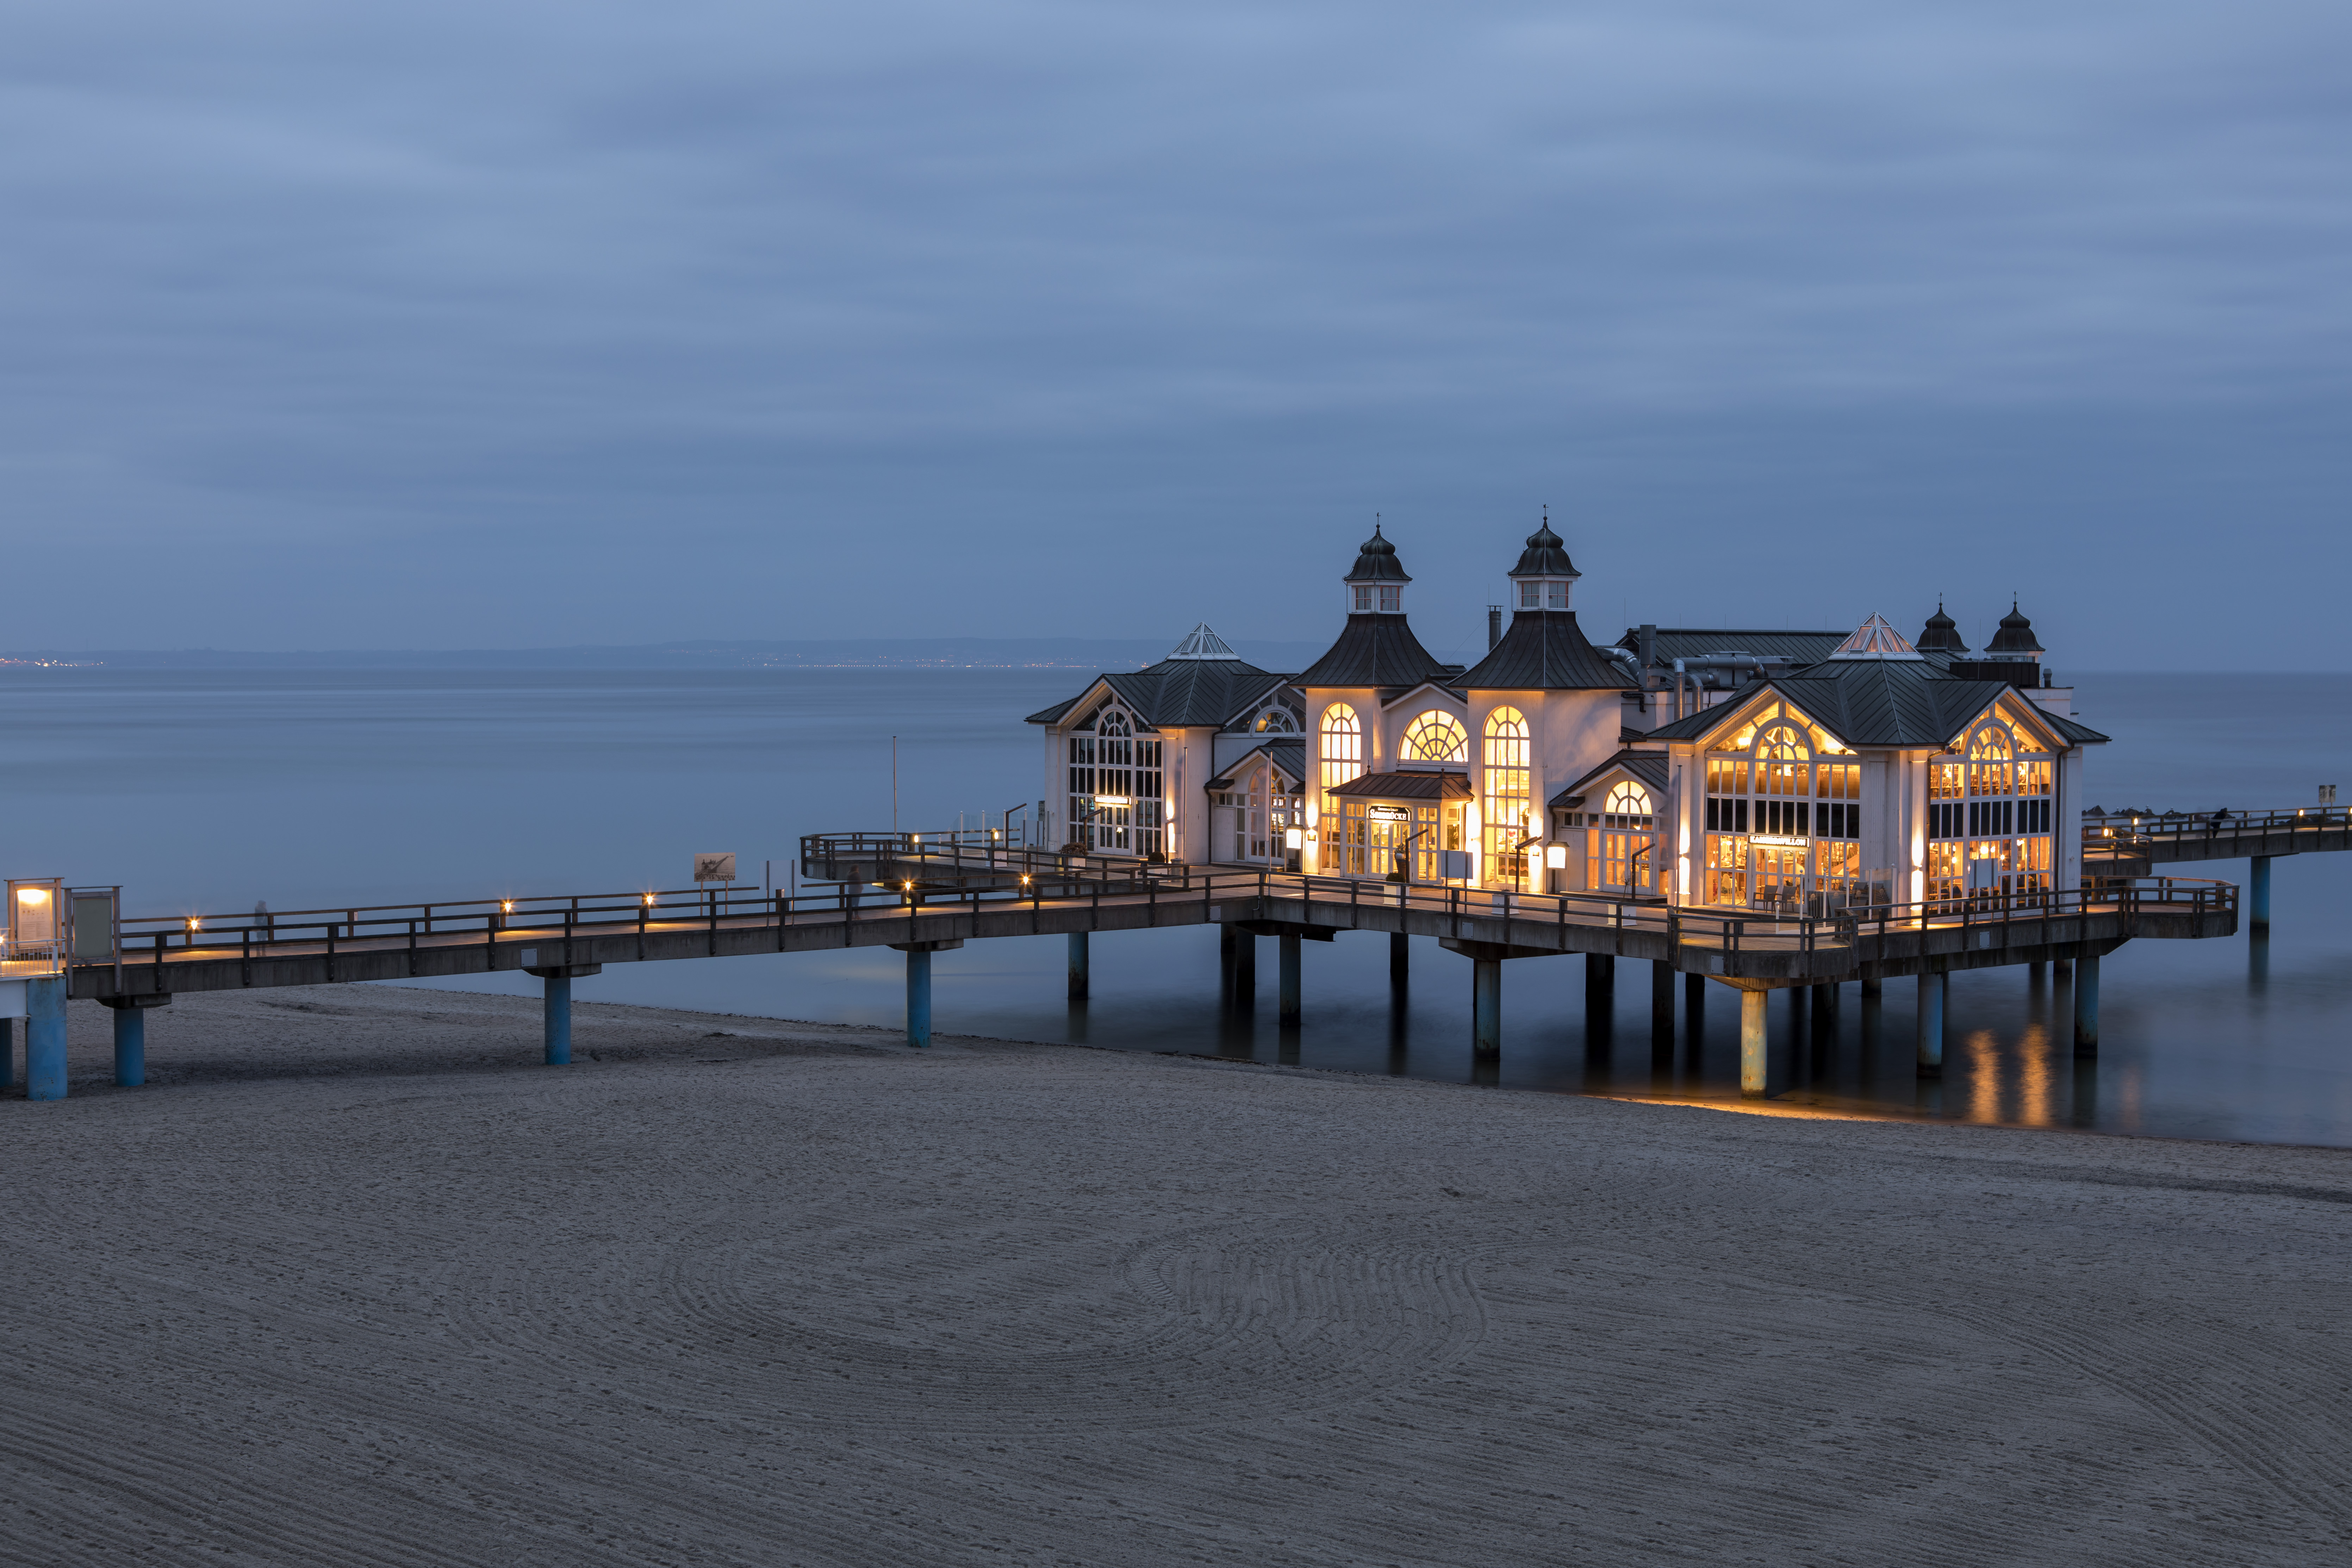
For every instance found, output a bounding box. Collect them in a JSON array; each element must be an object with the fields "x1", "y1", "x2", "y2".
[
  {"x1": 90, "y1": 851, "x2": 2236, "y2": 974},
  {"x1": 2085, "y1": 806, "x2": 2351, "y2": 847}
]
